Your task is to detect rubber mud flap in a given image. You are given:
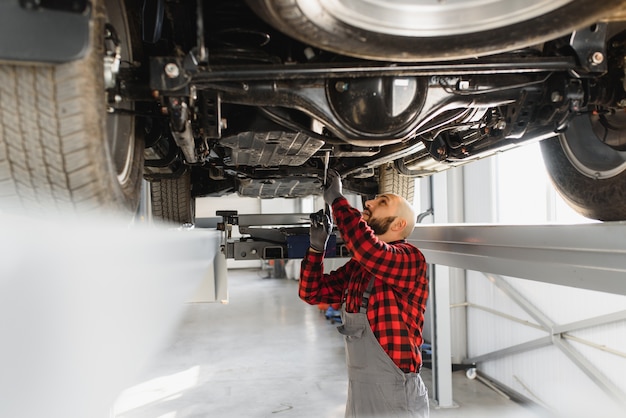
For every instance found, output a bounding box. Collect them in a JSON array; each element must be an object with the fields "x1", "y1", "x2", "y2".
[{"x1": 0, "y1": 2, "x2": 90, "y2": 63}]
